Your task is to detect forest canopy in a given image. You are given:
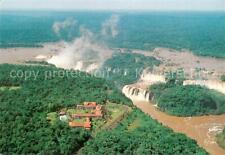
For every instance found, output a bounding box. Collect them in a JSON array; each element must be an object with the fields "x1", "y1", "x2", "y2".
[
  {"x1": 0, "y1": 64, "x2": 210, "y2": 154},
  {"x1": 149, "y1": 83, "x2": 225, "y2": 116},
  {"x1": 0, "y1": 64, "x2": 131, "y2": 154}
]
